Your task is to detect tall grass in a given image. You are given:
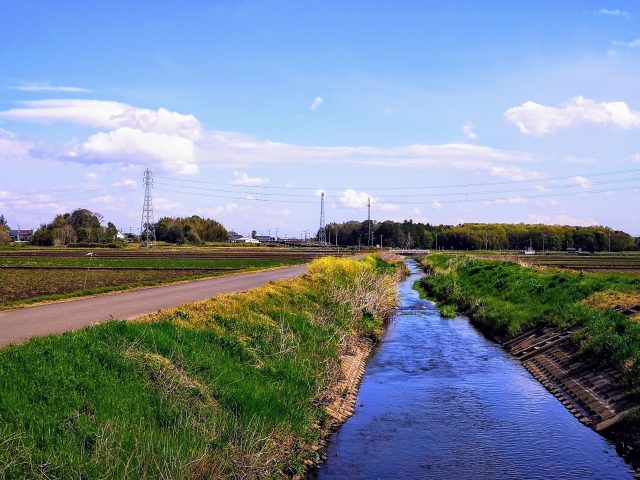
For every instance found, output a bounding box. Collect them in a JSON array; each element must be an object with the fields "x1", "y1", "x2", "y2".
[{"x1": 0, "y1": 254, "x2": 402, "y2": 479}]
